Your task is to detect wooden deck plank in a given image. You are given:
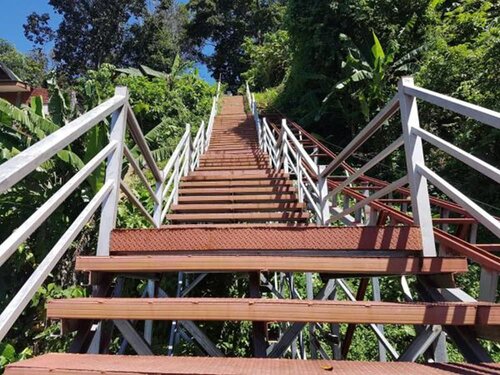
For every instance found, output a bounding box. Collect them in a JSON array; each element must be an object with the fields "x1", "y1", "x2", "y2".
[
  {"x1": 47, "y1": 298, "x2": 499, "y2": 325},
  {"x1": 76, "y1": 255, "x2": 468, "y2": 274},
  {"x1": 8, "y1": 353, "x2": 496, "y2": 375}
]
